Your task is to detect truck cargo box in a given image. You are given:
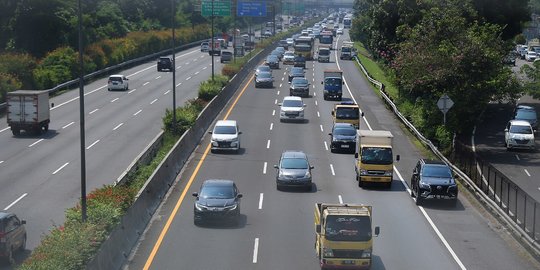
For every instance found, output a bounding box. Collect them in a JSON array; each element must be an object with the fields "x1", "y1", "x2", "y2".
[{"x1": 7, "y1": 90, "x2": 50, "y2": 135}]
